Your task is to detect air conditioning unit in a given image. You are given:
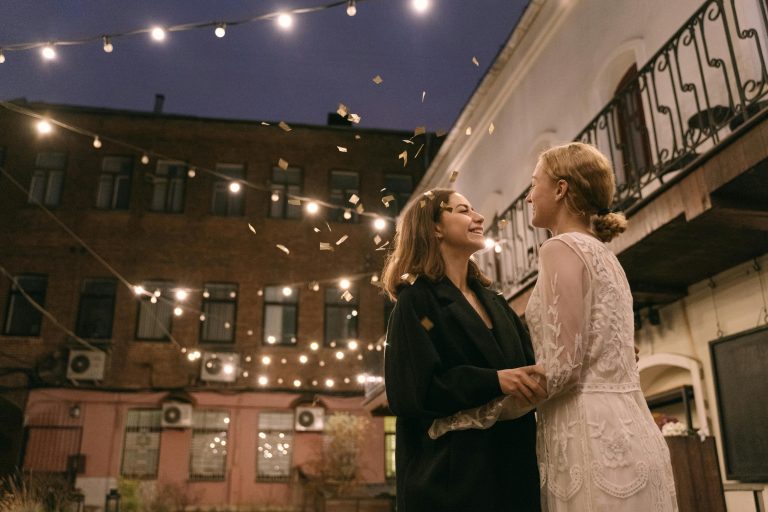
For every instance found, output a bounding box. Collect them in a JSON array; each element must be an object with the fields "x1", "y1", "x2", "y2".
[
  {"x1": 295, "y1": 406, "x2": 325, "y2": 432},
  {"x1": 67, "y1": 350, "x2": 106, "y2": 381},
  {"x1": 200, "y1": 352, "x2": 239, "y2": 383},
  {"x1": 161, "y1": 402, "x2": 193, "y2": 428}
]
